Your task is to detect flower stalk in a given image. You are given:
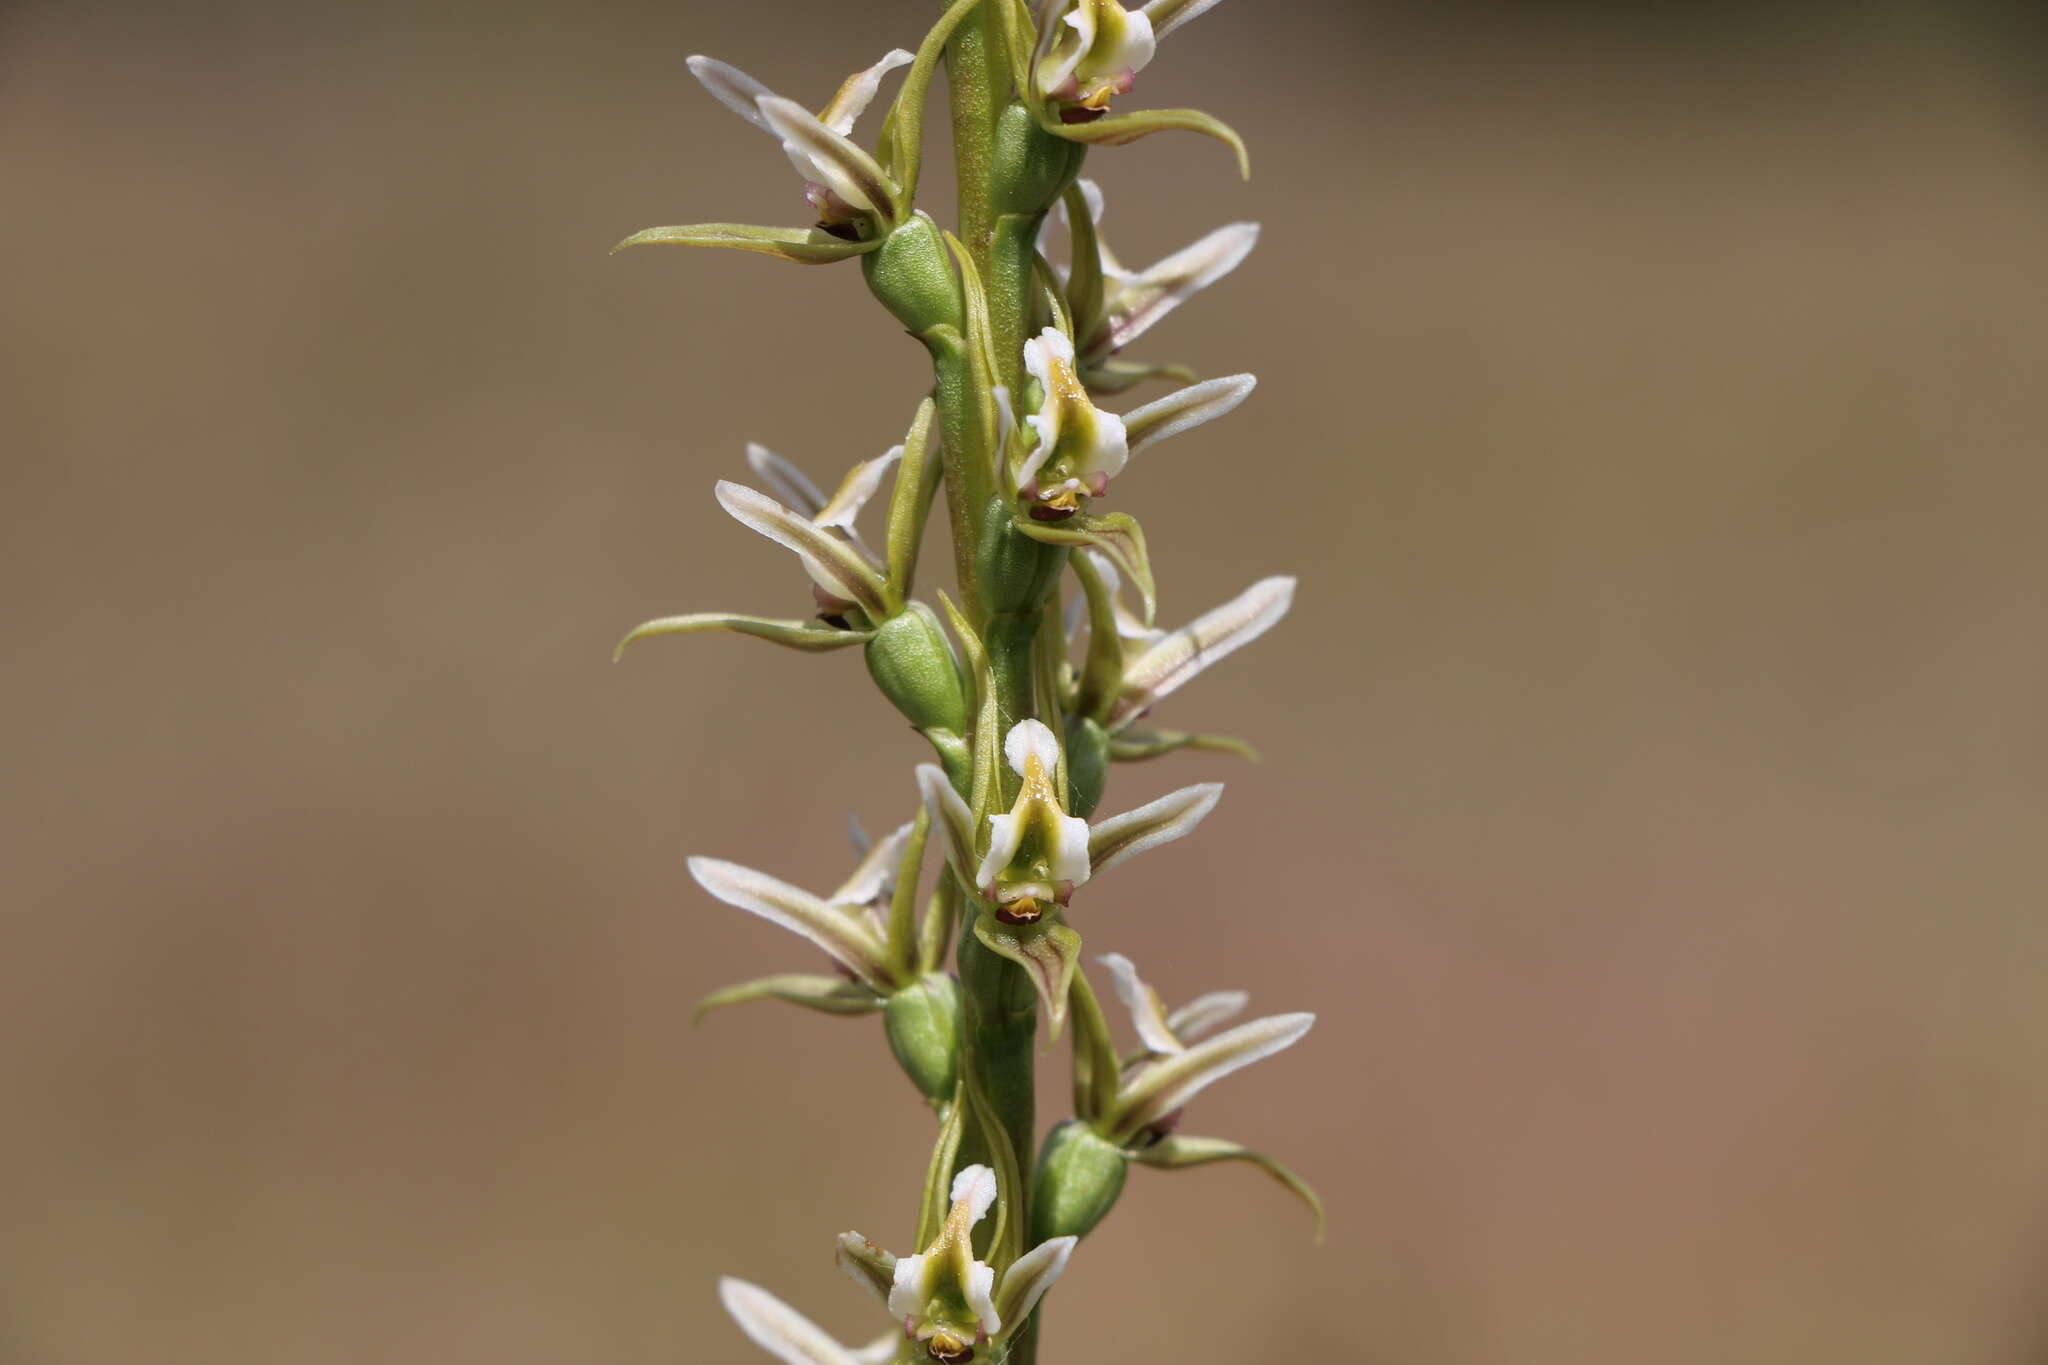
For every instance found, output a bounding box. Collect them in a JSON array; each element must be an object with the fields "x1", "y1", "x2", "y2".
[{"x1": 613, "y1": 2, "x2": 1315, "y2": 1359}]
